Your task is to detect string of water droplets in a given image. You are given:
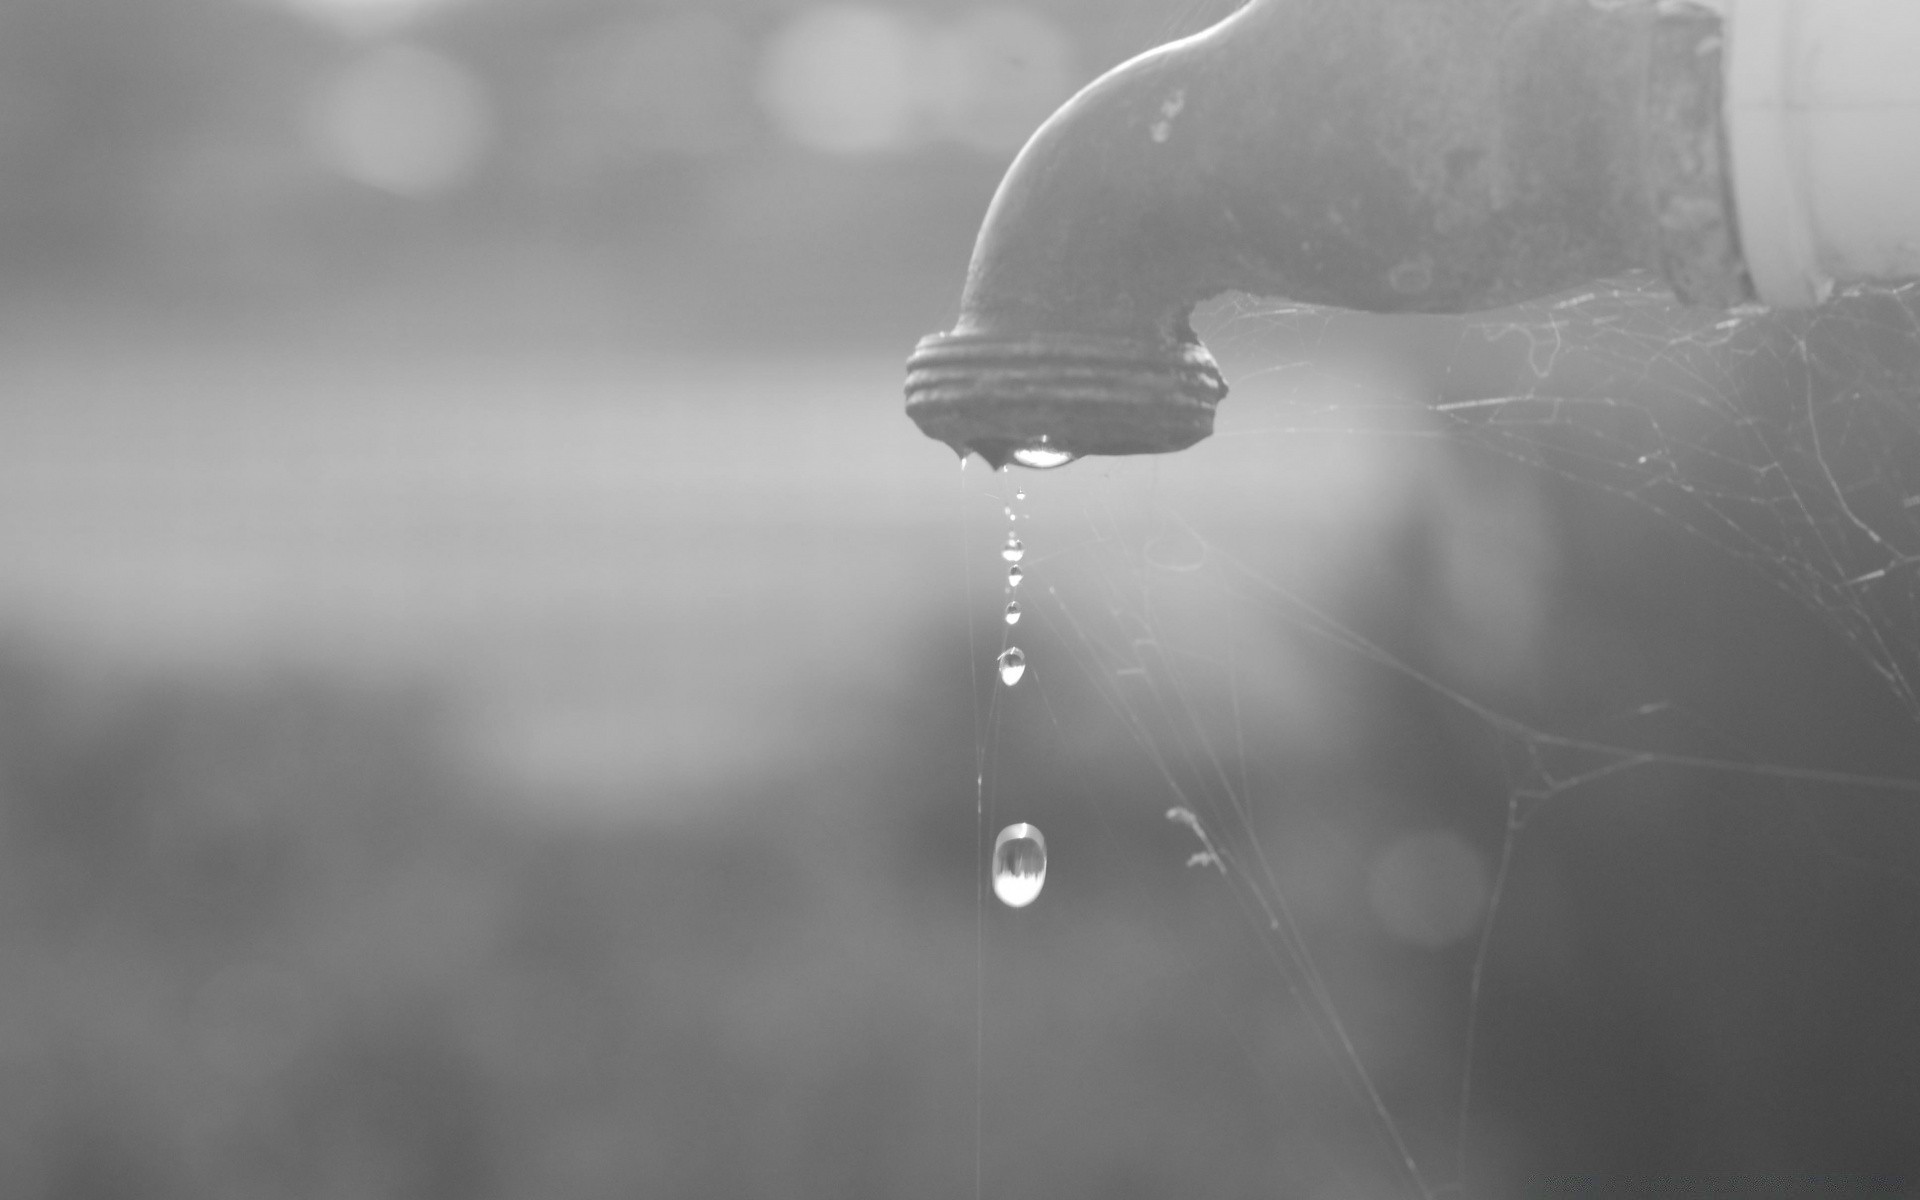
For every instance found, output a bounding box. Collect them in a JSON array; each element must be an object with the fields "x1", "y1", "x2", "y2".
[
  {"x1": 990, "y1": 474, "x2": 1046, "y2": 908},
  {"x1": 997, "y1": 486, "x2": 1027, "y2": 687}
]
